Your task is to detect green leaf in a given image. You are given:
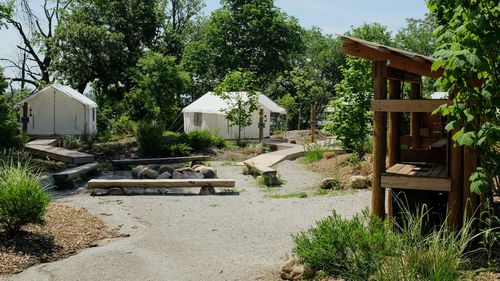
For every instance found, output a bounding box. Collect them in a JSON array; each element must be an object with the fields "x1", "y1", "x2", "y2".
[
  {"x1": 456, "y1": 131, "x2": 475, "y2": 146},
  {"x1": 469, "y1": 168, "x2": 490, "y2": 194},
  {"x1": 445, "y1": 121, "x2": 457, "y2": 132}
]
